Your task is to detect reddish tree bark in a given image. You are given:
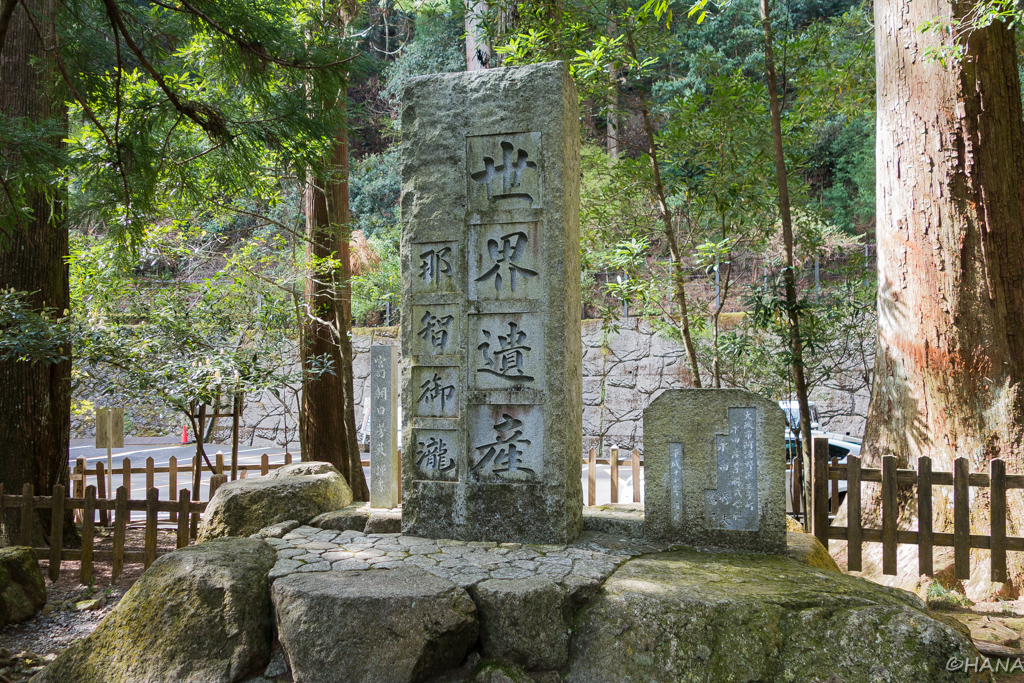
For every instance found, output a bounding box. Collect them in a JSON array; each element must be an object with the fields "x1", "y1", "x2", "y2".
[
  {"x1": 300, "y1": 104, "x2": 369, "y2": 501},
  {"x1": 0, "y1": 0, "x2": 74, "y2": 545},
  {"x1": 867, "y1": 0, "x2": 1024, "y2": 582}
]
